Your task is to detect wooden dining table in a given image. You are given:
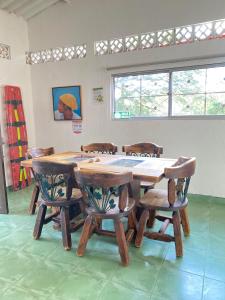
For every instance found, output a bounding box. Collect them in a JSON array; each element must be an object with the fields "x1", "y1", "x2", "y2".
[
  {"x1": 22, "y1": 151, "x2": 176, "y2": 180},
  {"x1": 22, "y1": 151, "x2": 176, "y2": 179},
  {"x1": 22, "y1": 151, "x2": 177, "y2": 200}
]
